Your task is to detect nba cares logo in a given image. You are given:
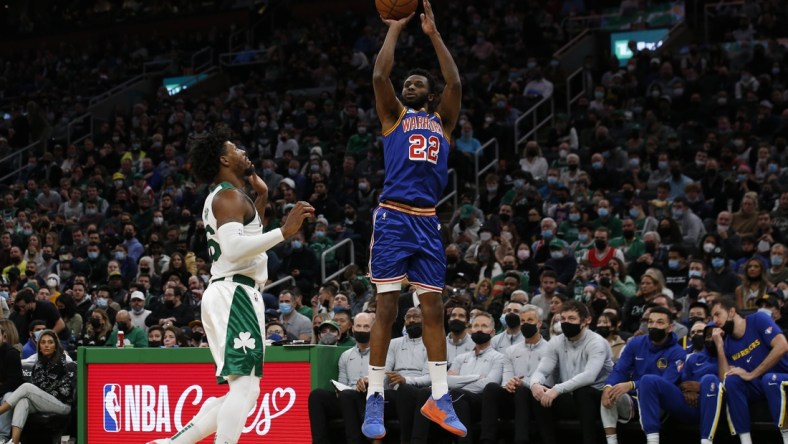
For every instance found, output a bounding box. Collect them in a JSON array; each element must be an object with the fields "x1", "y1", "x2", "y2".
[{"x1": 104, "y1": 384, "x2": 122, "y2": 432}]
